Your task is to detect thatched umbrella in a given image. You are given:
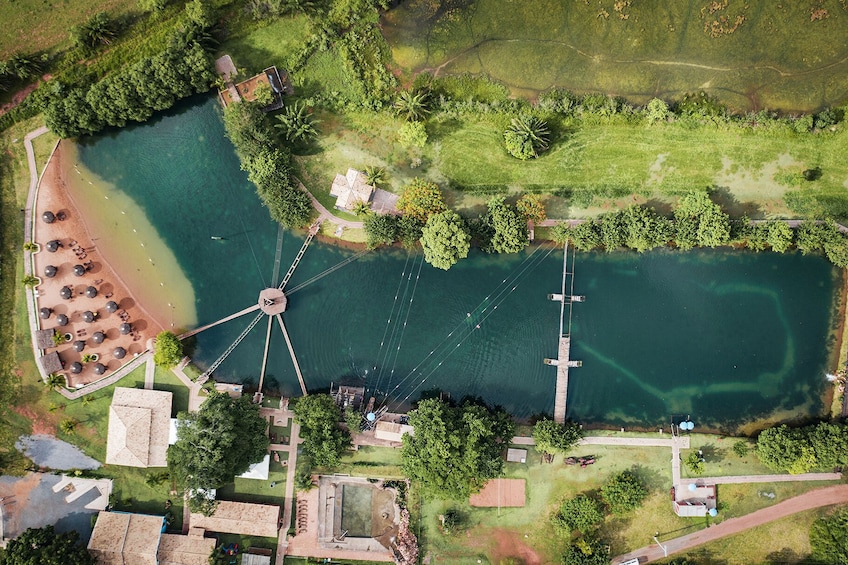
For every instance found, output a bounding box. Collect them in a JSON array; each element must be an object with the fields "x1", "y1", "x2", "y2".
[
  {"x1": 73, "y1": 264, "x2": 85, "y2": 277},
  {"x1": 105, "y1": 301, "x2": 118, "y2": 313},
  {"x1": 59, "y1": 286, "x2": 72, "y2": 300},
  {"x1": 56, "y1": 314, "x2": 69, "y2": 326},
  {"x1": 73, "y1": 340, "x2": 85, "y2": 352},
  {"x1": 119, "y1": 323, "x2": 132, "y2": 335},
  {"x1": 93, "y1": 363, "x2": 106, "y2": 375},
  {"x1": 85, "y1": 286, "x2": 97, "y2": 298},
  {"x1": 113, "y1": 347, "x2": 127, "y2": 359},
  {"x1": 44, "y1": 265, "x2": 58, "y2": 278},
  {"x1": 70, "y1": 362, "x2": 83, "y2": 374},
  {"x1": 42, "y1": 211, "x2": 55, "y2": 224},
  {"x1": 46, "y1": 240, "x2": 60, "y2": 252},
  {"x1": 39, "y1": 307, "x2": 52, "y2": 319},
  {"x1": 92, "y1": 331, "x2": 106, "y2": 344}
]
